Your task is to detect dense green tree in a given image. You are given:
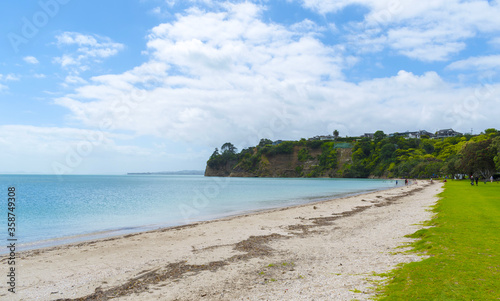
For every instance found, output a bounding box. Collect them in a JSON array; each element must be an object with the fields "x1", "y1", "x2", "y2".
[
  {"x1": 442, "y1": 155, "x2": 461, "y2": 179},
  {"x1": 380, "y1": 144, "x2": 396, "y2": 160},
  {"x1": 493, "y1": 136, "x2": 500, "y2": 171},
  {"x1": 458, "y1": 140, "x2": 497, "y2": 178},
  {"x1": 355, "y1": 138, "x2": 373, "y2": 158},
  {"x1": 207, "y1": 143, "x2": 239, "y2": 170},
  {"x1": 406, "y1": 138, "x2": 420, "y2": 149},
  {"x1": 318, "y1": 143, "x2": 338, "y2": 170},
  {"x1": 374, "y1": 130, "x2": 386, "y2": 141},
  {"x1": 344, "y1": 162, "x2": 370, "y2": 178},
  {"x1": 485, "y1": 128, "x2": 498, "y2": 135},
  {"x1": 238, "y1": 147, "x2": 254, "y2": 159},
  {"x1": 422, "y1": 140, "x2": 435, "y2": 154},
  {"x1": 306, "y1": 139, "x2": 323, "y2": 149},
  {"x1": 258, "y1": 138, "x2": 273, "y2": 147},
  {"x1": 274, "y1": 141, "x2": 294, "y2": 154}
]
